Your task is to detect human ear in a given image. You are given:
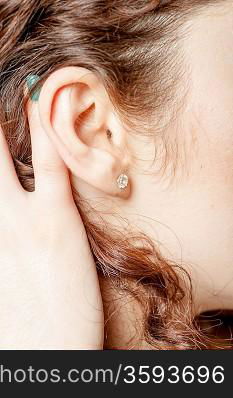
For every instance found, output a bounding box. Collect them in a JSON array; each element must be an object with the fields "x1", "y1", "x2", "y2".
[{"x1": 35, "y1": 67, "x2": 131, "y2": 197}]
